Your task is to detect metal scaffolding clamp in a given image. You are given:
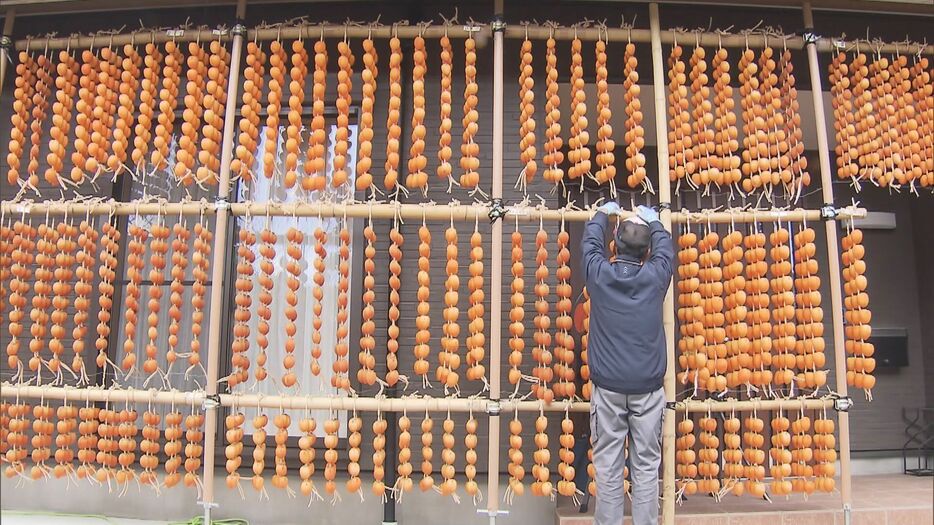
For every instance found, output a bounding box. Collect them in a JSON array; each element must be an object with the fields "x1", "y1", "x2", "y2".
[
  {"x1": 199, "y1": 501, "x2": 219, "y2": 508},
  {"x1": 820, "y1": 205, "x2": 839, "y2": 220},
  {"x1": 491, "y1": 17, "x2": 506, "y2": 32},
  {"x1": 833, "y1": 396, "x2": 854, "y2": 412},
  {"x1": 476, "y1": 509, "x2": 510, "y2": 518},
  {"x1": 0, "y1": 35, "x2": 11, "y2": 50},
  {"x1": 232, "y1": 23, "x2": 247, "y2": 36},
  {"x1": 202, "y1": 393, "x2": 221, "y2": 411},
  {"x1": 215, "y1": 196, "x2": 231, "y2": 211},
  {"x1": 802, "y1": 29, "x2": 820, "y2": 45},
  {"x1": 488, "y1": 198, "x2": 506, "y2": 223},
  {"x1": 486, "y1": 399, "x2": 502, "y2": 416}
]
